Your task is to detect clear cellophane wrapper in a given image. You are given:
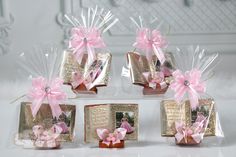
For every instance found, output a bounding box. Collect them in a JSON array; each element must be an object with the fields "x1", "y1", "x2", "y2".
[
  {"x1": 122, "y1": 16, "x2": 174, "y2": 95},
  {"x1": 59, "y1": 50, "x2": 112, "y2": 95},
  {"x1": 15, "y1": 102, "x2": 77, "y2": 149},
  {"x1": 60, "y1": 6, "x2": 118, "y2": 95},
  {"x1": 125, "y1": 51, "x2": 175, "y2": 95},
  {"x1": 12, "y1": 46, "x2": 78, "y2": 149},
  {"x1": 160, "y1": 46, "x2": 224, "y2": 146}
]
